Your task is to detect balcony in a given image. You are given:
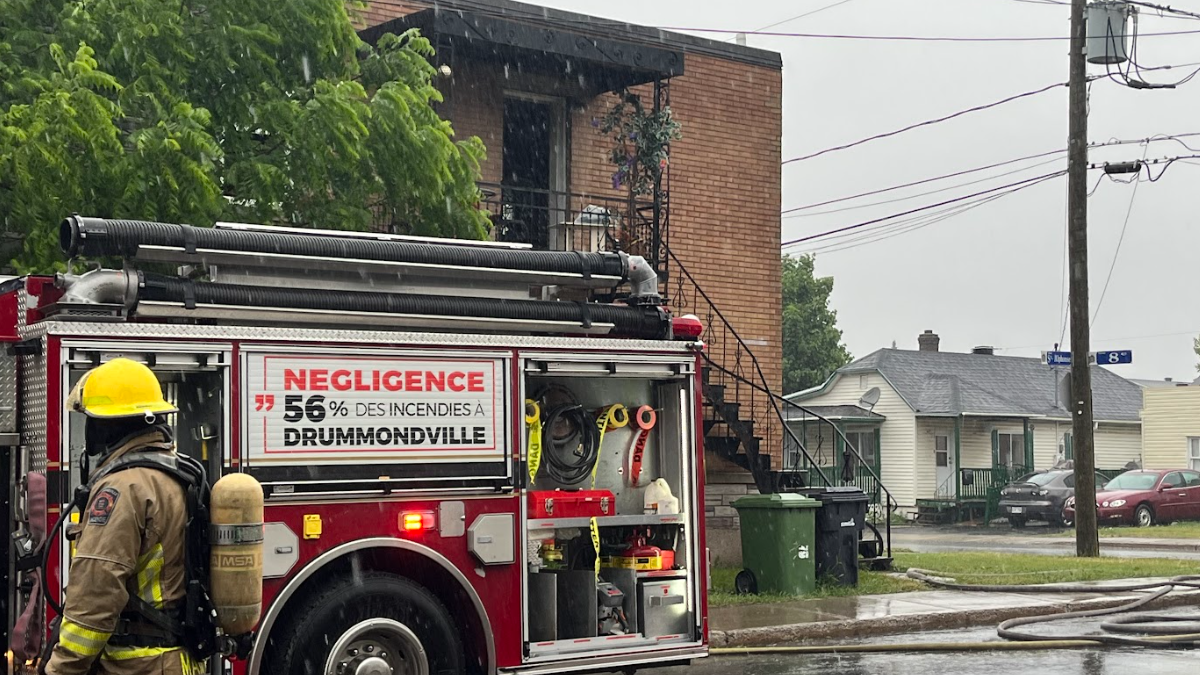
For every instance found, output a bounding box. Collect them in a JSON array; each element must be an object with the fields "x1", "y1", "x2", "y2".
[{"x1": 478, "y1": 183, "x2": 666, "y2": 272}]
